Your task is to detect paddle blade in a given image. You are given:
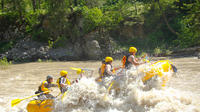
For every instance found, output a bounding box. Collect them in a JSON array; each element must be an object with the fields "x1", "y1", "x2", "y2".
[
  {"x1": 103, "y1": 81, "x2": 114, "y2": 101},
  {"x1": 11, "y1": 99, "x2": 22, "y2": 107},
  {"x1": 11, "y1": 91, "x2": 51, "y2": 107},
  {"x1": 61, "y1": 91, "x2": 69, "y2": 102},
  {"x1": 56, "y1": 92, "x2": 62, "y2": 98},
  {"x1": 70, "y1": 67, "x2": 81, "y2": 71},
  {"x1": 103, "y1": 94, "x2": 108, "y2": 101},
  {"x1": 107, "y1": 82, "x2": 114, "y2": 92}
]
